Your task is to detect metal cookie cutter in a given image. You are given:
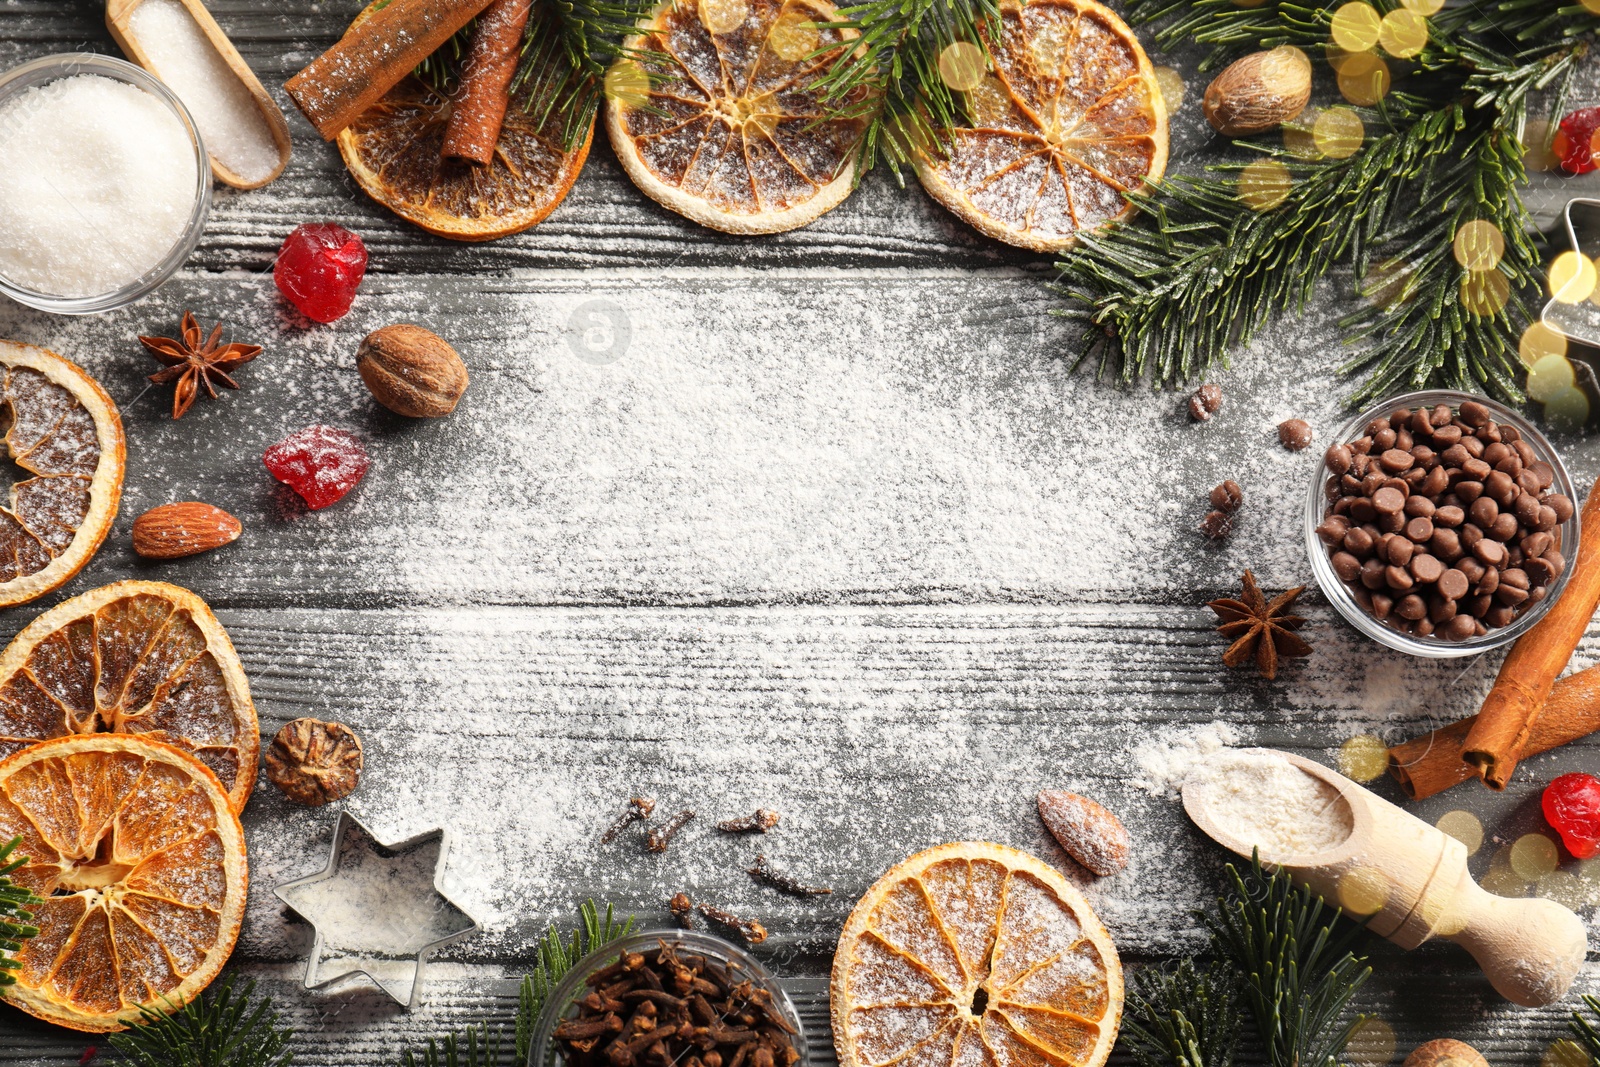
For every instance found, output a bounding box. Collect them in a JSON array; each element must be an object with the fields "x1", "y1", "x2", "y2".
[{"x1": 274, "y1": 811, "x2": 480, "y2": 1010}]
